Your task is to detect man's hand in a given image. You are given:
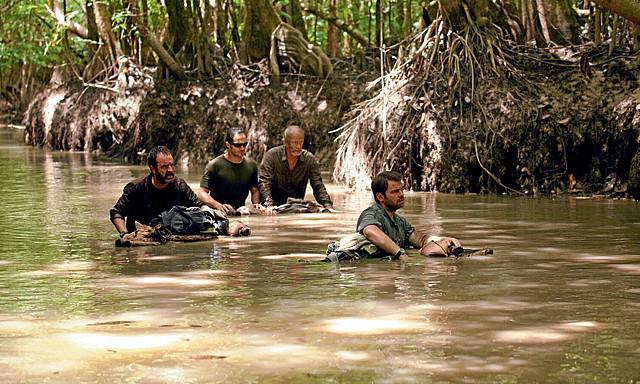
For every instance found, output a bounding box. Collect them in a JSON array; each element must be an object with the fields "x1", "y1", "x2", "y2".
[
  {"x1": 421, "y1": 236, "x2": 462, "y2": 257},
  {"x1": 265, "y1": 206, "x2": 278, "y2": 215},
  {"x1": 322, "y1": 205, "x2": 338, "y2": 213},
  {"x1": 214, "y1": 202, "x2": 234, "y2": 215}
]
